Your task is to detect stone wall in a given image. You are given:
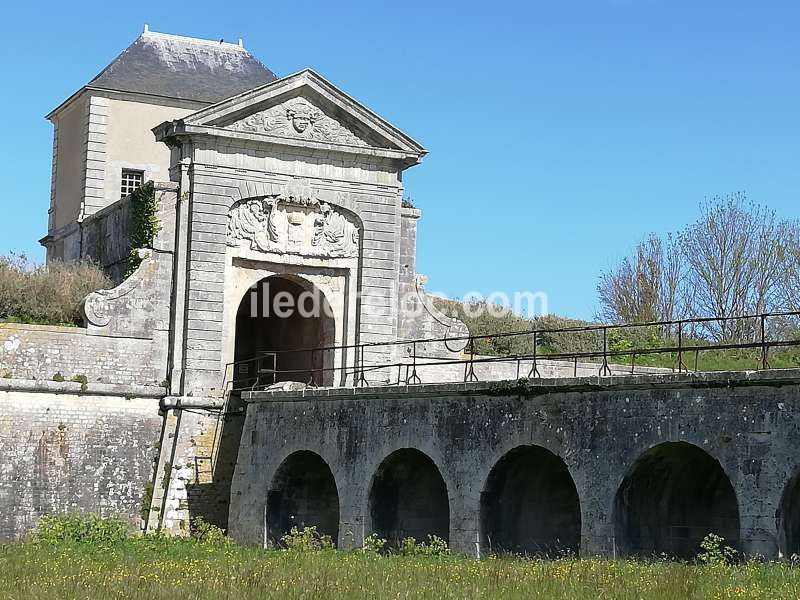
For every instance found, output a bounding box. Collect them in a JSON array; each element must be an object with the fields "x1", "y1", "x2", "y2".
[
  {"x1": 230, "y1": 370, "x2": 800, "y2": 559},
  {"x1": 0, "y1": 379, "x2": 164, "y2": 540},
  {"x1": 80, "y1": 194, "x2": 134, "y2": 284},
  {"x1": 145, "y1": 397, "x2": 242, "y2": 535},
  {"x1": 0, "y1": 323, "x2": 158, "y2": 386},
  {"x1": 397, "y1": 207, "x2": 469, "y2": 359}
]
